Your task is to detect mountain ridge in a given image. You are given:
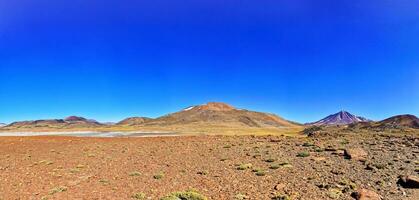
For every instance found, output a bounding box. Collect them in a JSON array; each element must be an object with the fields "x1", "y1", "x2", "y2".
[
  {"x1": 2, "y1": 116, "x2": 102, "y2": 131},
  {"x1": 0, "y1": 102, "x2": 301, "y2": 134}
]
